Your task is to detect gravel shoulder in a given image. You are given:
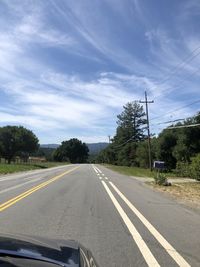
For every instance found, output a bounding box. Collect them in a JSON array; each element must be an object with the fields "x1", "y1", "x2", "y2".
[{"x1": 131, "y1": 176, "x2": 200, "y2": 210}]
